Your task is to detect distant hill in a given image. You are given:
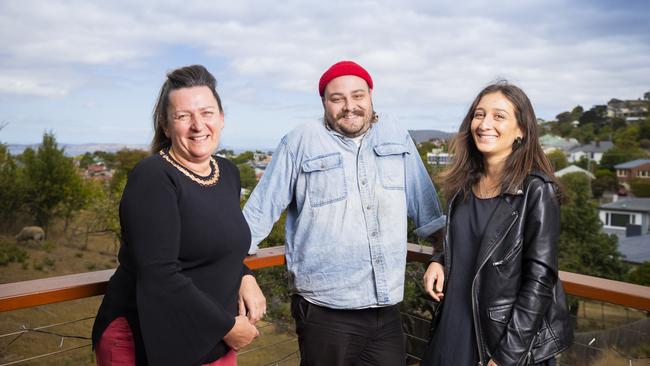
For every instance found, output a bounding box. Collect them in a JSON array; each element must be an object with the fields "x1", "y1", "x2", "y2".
[
  {"x1": 408, "y1": 130, "x2": 454, "y2": 144},
  {"x1": 7, "y1": 143, "x2": 149, "y2": 157},
  {"x1": 6, "y1": 143, "x2": 264, "y2": 157}
]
